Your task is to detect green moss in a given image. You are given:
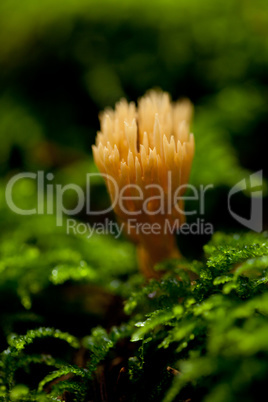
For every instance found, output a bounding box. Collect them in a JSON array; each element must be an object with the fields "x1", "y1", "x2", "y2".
[{"x1": 0, "y1": 229, "x2": 267, "y2": 401}]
